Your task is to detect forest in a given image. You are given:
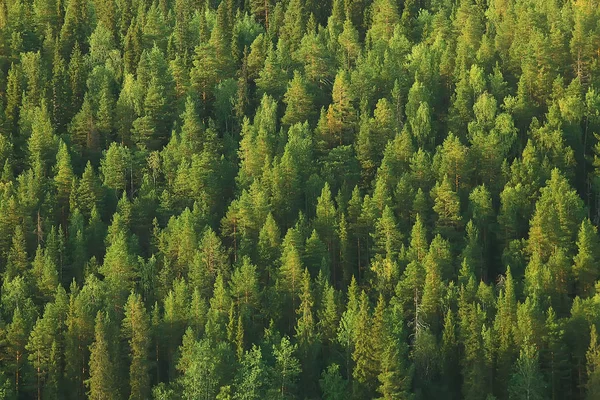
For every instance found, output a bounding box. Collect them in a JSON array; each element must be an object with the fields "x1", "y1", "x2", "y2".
[{"x1": 1, "y1": 0, "x2": 600, "y2": 398}]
